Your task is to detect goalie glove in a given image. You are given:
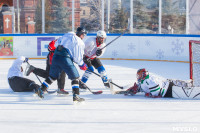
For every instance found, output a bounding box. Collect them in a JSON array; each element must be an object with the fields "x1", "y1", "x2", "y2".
[{"x1": 124, "y1": 82, "x2": 138, "y2": 96}]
